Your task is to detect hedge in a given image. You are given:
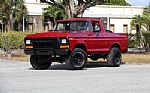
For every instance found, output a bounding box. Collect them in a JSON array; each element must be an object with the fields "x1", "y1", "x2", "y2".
[
  {"x1": 0, "y1": 31, "x2": 35, "y2": 51},
  {"x1": 0, "y1": 33, "x2": 2, "y2": 48},
  {"x1": 142, "y1": 32, "x2": 150, "y2": 52},
  {"x1": 1, "y1": 31, "x2": 150, "y2": 52},
  {"x1": 128, "y1": 32, "x2": 150, "y2": 50}
]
